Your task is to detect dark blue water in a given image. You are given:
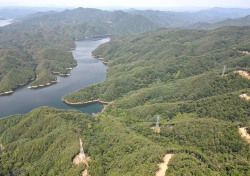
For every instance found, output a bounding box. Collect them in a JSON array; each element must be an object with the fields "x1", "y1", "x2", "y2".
[{"x1": 0, "y1": 38, "x2": 109, "y2": 117}]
